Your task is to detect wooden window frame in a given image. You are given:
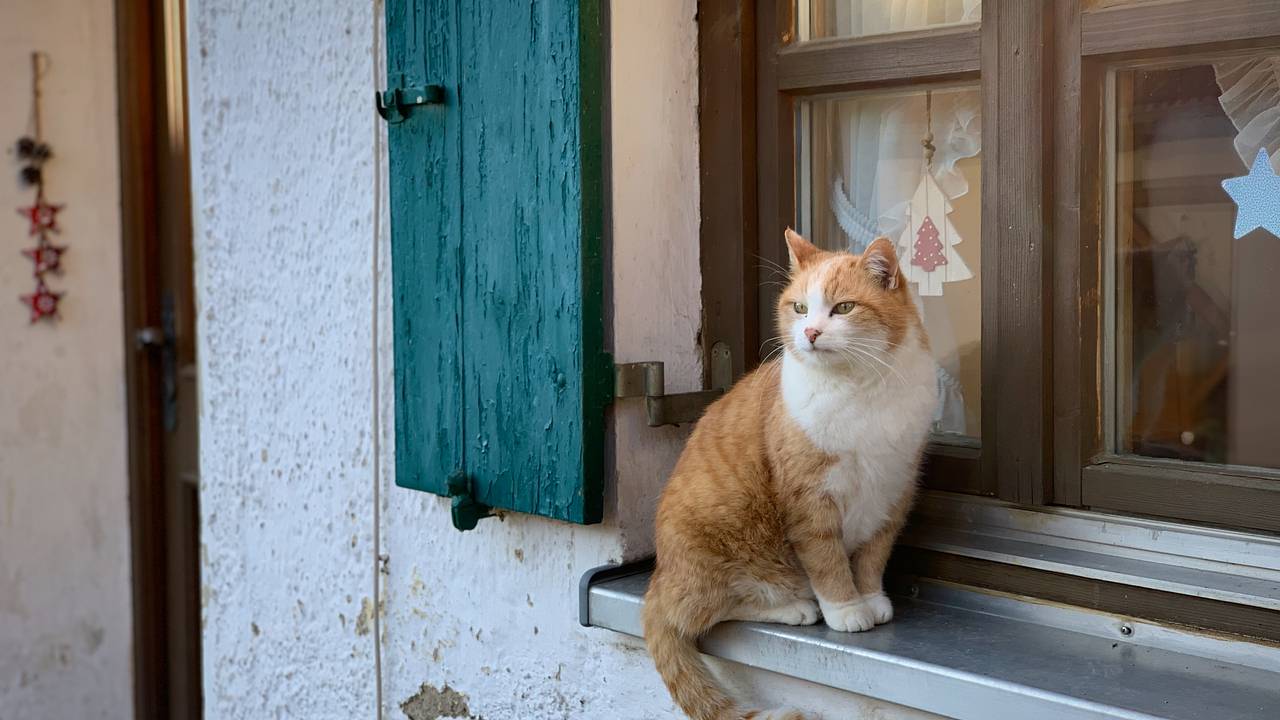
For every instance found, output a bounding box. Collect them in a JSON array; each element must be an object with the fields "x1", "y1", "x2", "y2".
[
  {"x1": 701, "y1": 0, "x2": 1046, "y2": 501},
  {"x1": 701, "y1": 0, "x2": 1280, "y2": 533},
  {"x1": 697, "y1": 0, "x2": 1280, "y2": 638},
  {"x1": 1059, "y1": 0, "x2": 1280, "y2": 534}
]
